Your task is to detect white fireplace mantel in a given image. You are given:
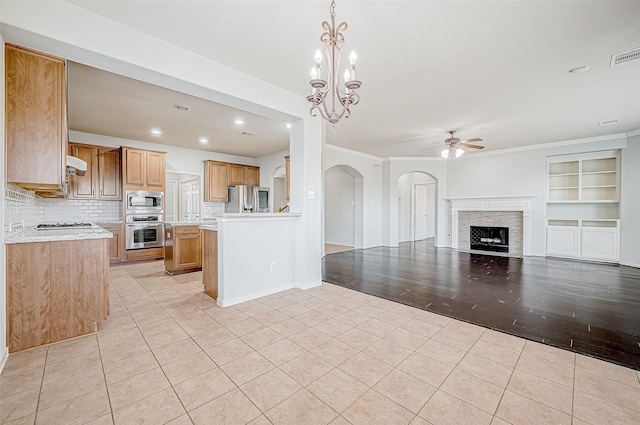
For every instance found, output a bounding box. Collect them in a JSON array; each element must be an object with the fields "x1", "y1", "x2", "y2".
[{"x1": 448, "y1": 196, "x2": 536, "y2": 256}]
